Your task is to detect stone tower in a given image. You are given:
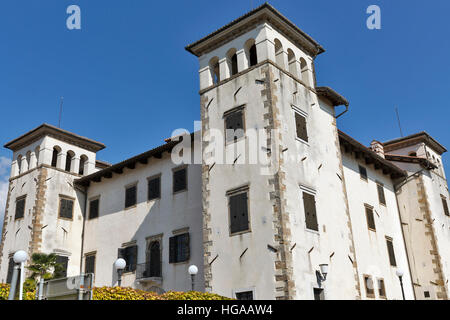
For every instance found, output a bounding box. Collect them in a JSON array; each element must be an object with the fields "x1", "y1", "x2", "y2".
[
  {"x1": 0, "y1": 124, "x2": 104, "y2": 283},
  {"x1": 186, "y1": 4, "x2": 359, "y2": 299}
]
